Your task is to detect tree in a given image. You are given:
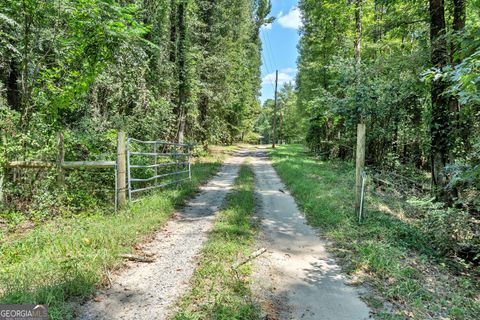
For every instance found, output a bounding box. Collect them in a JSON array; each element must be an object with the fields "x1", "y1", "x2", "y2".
[
  {"x1": 429, "y1": 0, "x2": 451, "y2": 201},
  {"x1": 0, "y1": 0, "x2": 269, "y2": 213}
]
